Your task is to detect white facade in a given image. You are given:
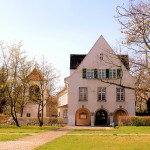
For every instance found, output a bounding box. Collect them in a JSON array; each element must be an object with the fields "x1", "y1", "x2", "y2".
[
  {"x1": 58, "y1": 87, "x2": 68, "y2": 123},
  {"x1": 58, "y1": 93, "x2": 68, "y2": 107},
  {"x1": 58, "y1": 36, "x2": 136, "y2": 126}
]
